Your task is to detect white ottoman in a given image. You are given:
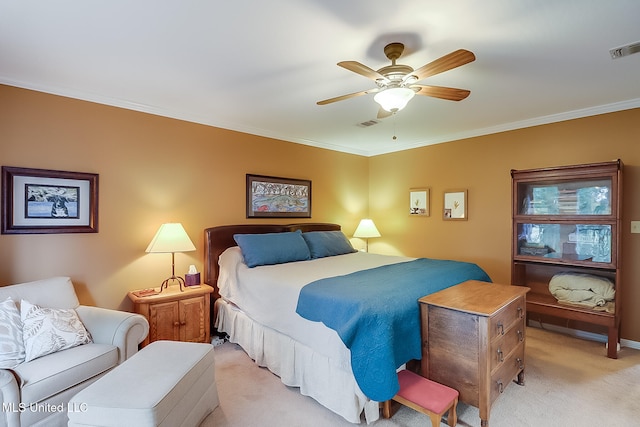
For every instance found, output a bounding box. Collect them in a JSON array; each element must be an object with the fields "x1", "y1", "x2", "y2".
[{"x1": 68, "y1": 340, "x2": 219, "y2": 427}]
